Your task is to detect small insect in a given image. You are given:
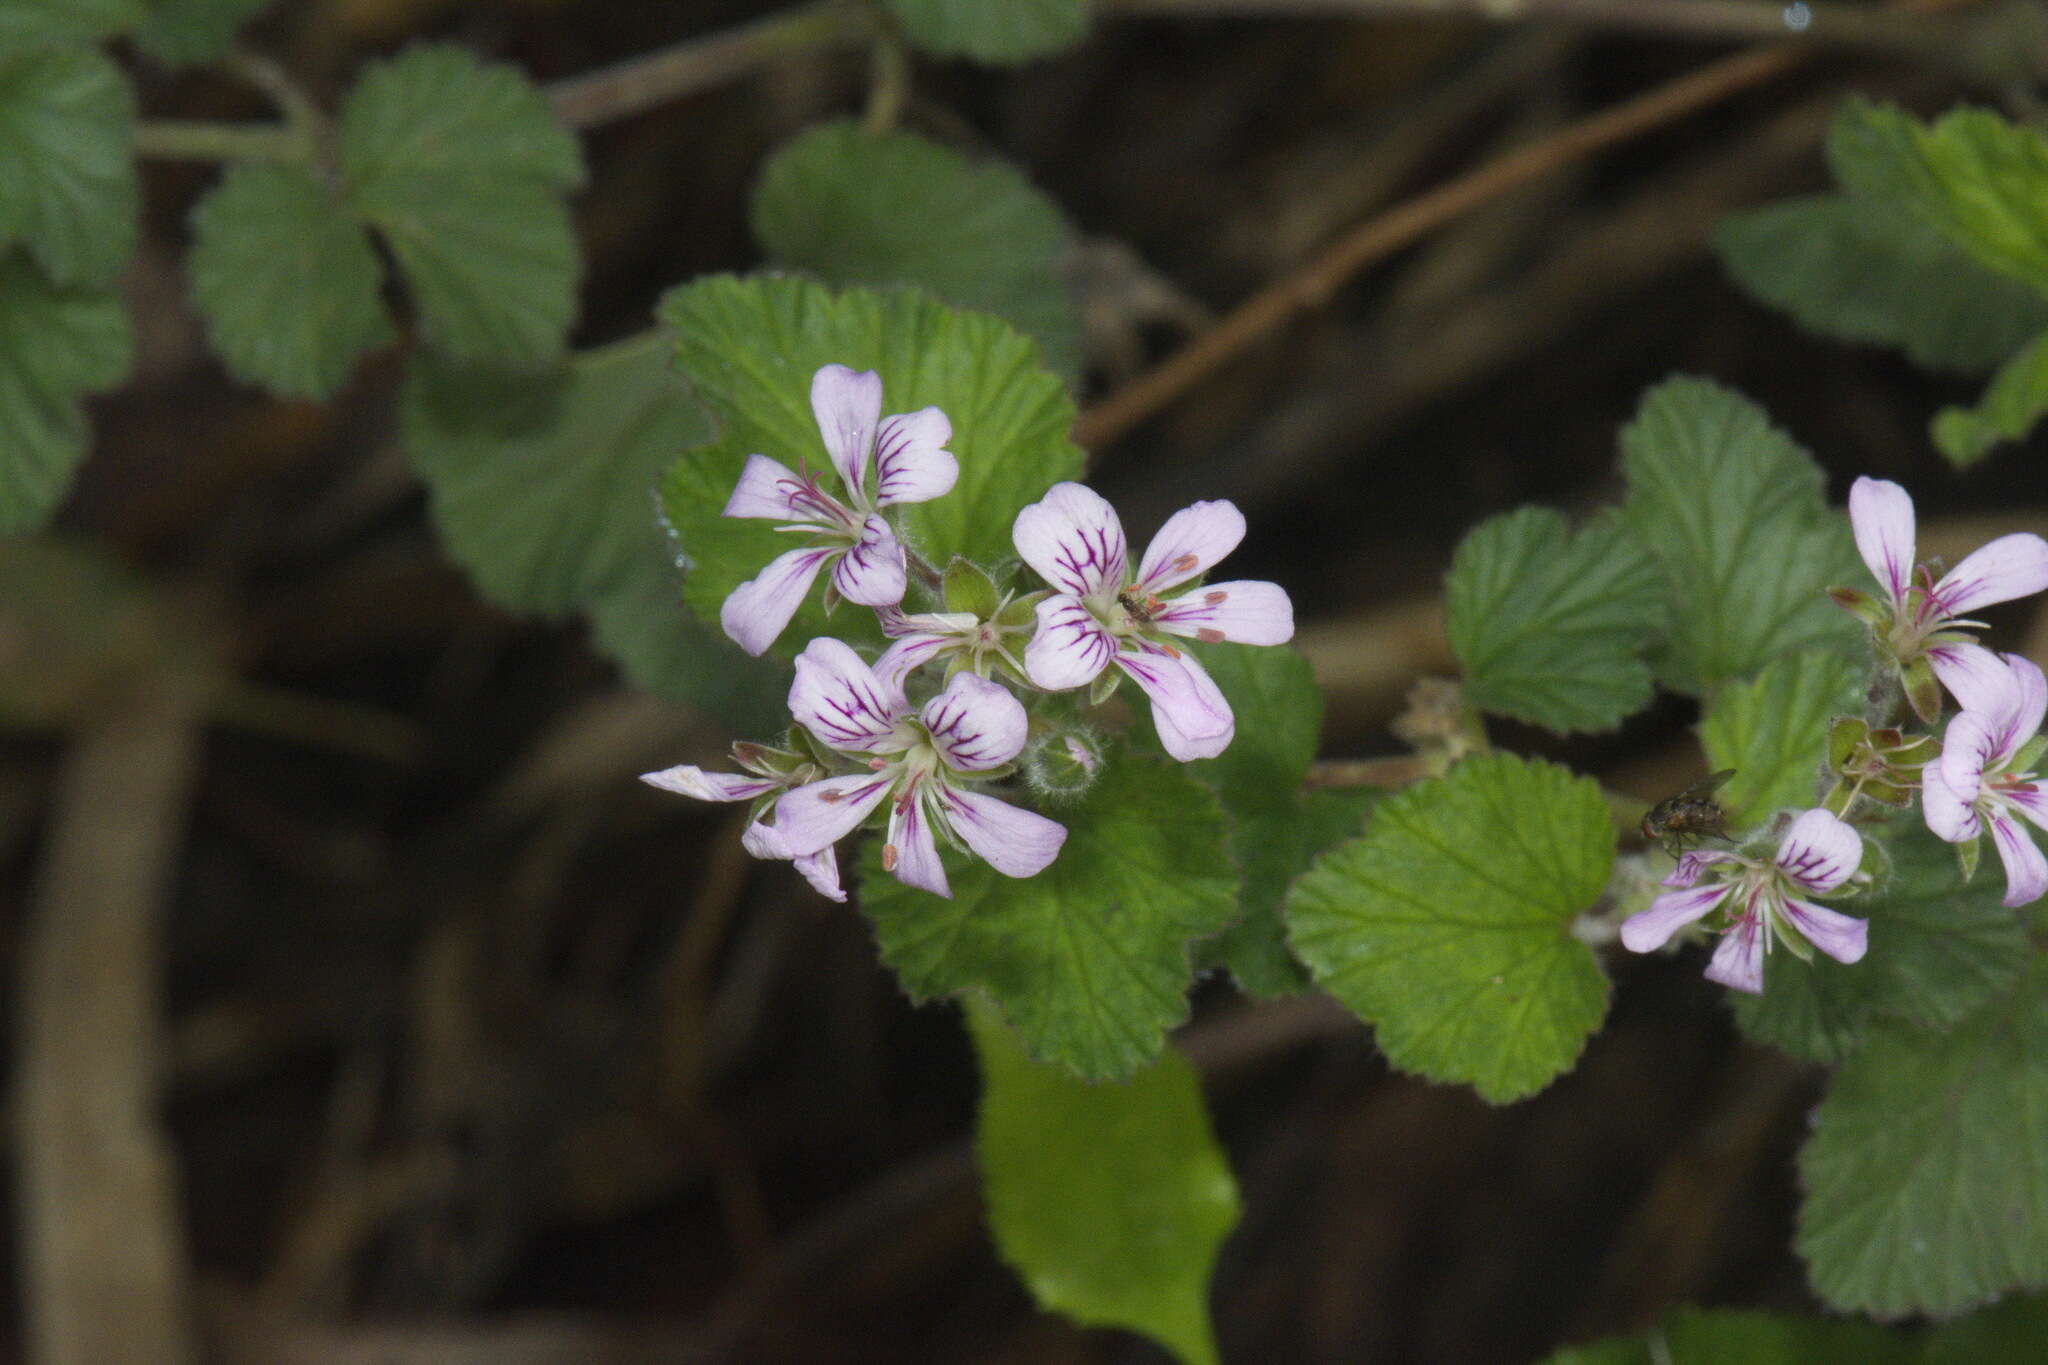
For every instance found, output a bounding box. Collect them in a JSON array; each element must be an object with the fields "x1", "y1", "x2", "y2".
[
  {"x1": 1641, "y1": 769, "x2": 1736, "y2": 856},
  {"x1": 1116, "y1": 588, "x2": 1161, "y2": 625}
]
